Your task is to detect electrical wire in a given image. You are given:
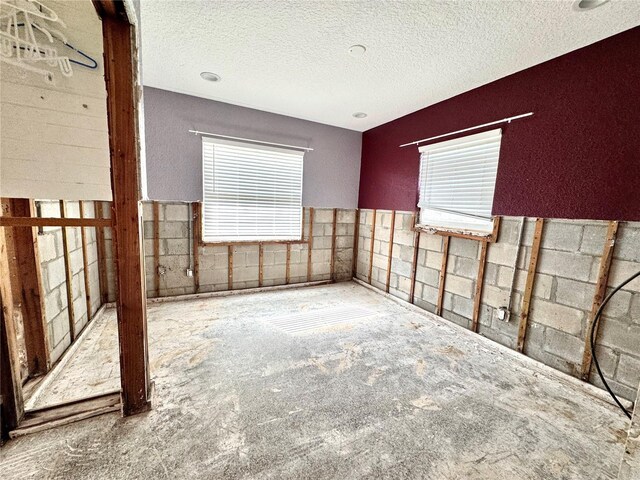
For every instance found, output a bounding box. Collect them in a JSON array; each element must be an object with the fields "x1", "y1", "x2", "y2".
[{"x1": 589, "y1": 269, "x2": 640, "y2": 420}]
